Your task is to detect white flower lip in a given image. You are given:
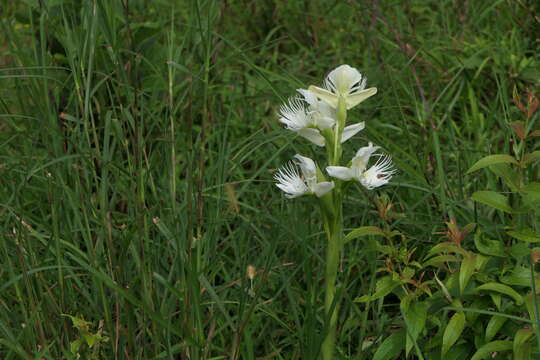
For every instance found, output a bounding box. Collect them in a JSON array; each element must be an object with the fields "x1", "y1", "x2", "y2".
[
  {"x1": 325, "y1": 143, "x2": 395, "y2": 190},
  {"x1": 278, "y1": 97, "x2": 312, "y2": 131},
  {"x1": 360, "y1": 154, "x2": 396, "y2": 190},
  {"x1": 308, "y1": 64, "x2": 377, "y2": 110},
  {"x1": 274, "y1": 161, "x2": 309, "y2": 198},
  {"x1": 275, "y1": 155, "x2": 335, "y2": 198}
]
